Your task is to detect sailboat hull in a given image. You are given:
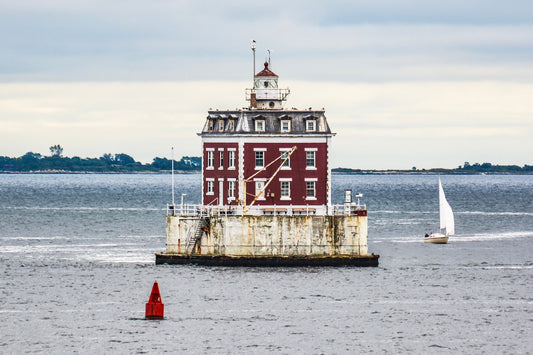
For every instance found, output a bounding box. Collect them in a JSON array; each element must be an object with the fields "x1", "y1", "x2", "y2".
[{"x1": 424, "y1": 234, "x2": 448, "y2": 244}]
